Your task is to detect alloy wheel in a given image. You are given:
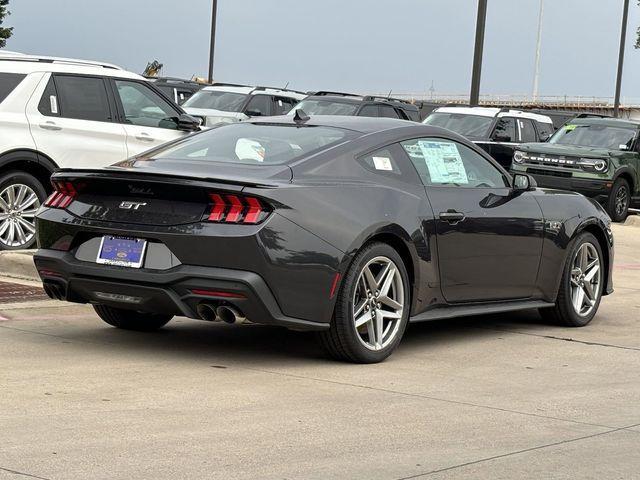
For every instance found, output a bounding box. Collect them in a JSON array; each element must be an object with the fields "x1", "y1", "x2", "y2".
[
  {"x1": 570, "y1": 242, "x2": 601, "y2": 317},
  {"x1": 0, "y1": 183, "x2": 41, "y2": 248},
  {"x1": 615, "y1": 185, "x2": 628, "y2": 217},
  {"x1": 352, "y1": 256, "x2": 405, "y2": 351}
]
